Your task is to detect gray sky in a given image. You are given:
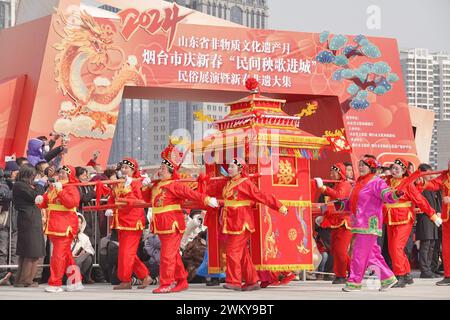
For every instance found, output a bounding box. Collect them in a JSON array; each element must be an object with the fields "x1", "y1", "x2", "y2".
[{"x1": 268, "y1": 0, "x2": 450, "y2": 53}]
